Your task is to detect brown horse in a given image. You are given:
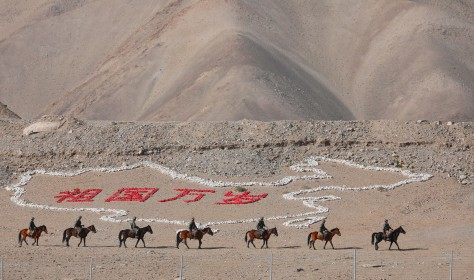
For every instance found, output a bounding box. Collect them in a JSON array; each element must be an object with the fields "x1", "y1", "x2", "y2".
[
  {"x1": 118, "y1": 225, "x2": 153, "y2": 248},
  {"x1": 176, "y1": 227, "x2": 214, "y2": 249},
  {"x1": 371, "y1": 226, "x2": 406, "y2": 250},
  {"x1": 18, "y1": 225, "x2": 48, "y2": 247},
  {"x1": 307, "y1": 227, "x2": 341, "y2": 249},
  {"x1": 62, "y1": 225, "x2": 97, "y2": 247},
  {"x1": 245, "y1": 227, "x2": 278, "y2": 249}
]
